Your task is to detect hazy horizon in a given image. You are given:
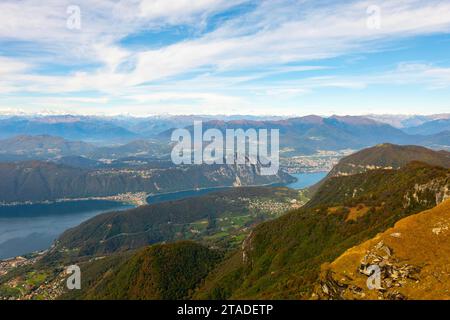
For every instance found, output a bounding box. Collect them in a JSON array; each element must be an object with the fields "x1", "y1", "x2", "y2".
[{"x1": 1, "y1": 110, "x2": 449, "y2": 118}]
